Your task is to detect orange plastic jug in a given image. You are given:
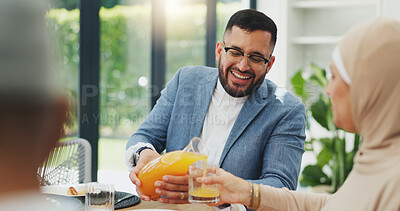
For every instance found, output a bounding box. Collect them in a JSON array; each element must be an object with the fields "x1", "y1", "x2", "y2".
[{"x1": 137, "y1": 137, "x2": 208, "y2": 198}]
